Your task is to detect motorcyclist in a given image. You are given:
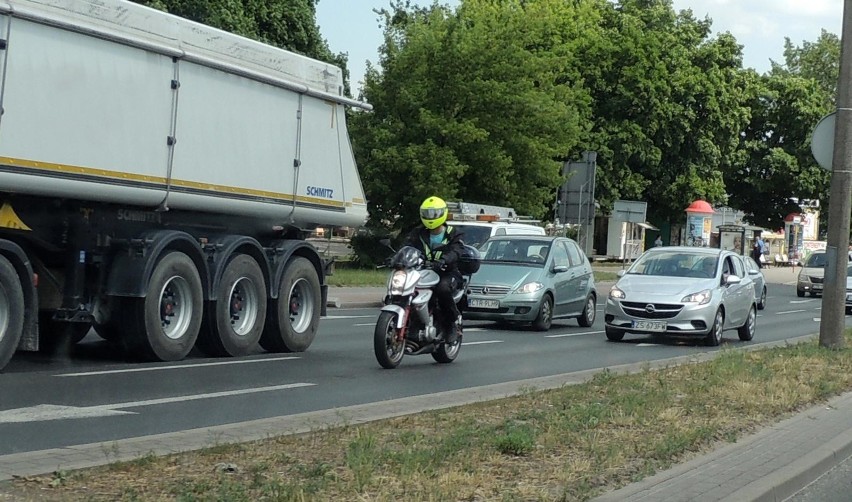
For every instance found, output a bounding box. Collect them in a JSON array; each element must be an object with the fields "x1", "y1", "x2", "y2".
[{"x1": 404, "y1": 196, "x2": 465, "y2": 344}]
